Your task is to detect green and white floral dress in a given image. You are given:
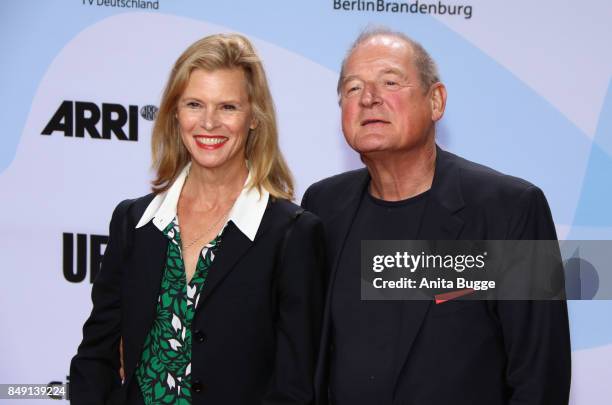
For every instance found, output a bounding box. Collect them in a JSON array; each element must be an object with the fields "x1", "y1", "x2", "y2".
[{"x1": 135, "y1": 217, "x2": 221, "y2": 404}]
